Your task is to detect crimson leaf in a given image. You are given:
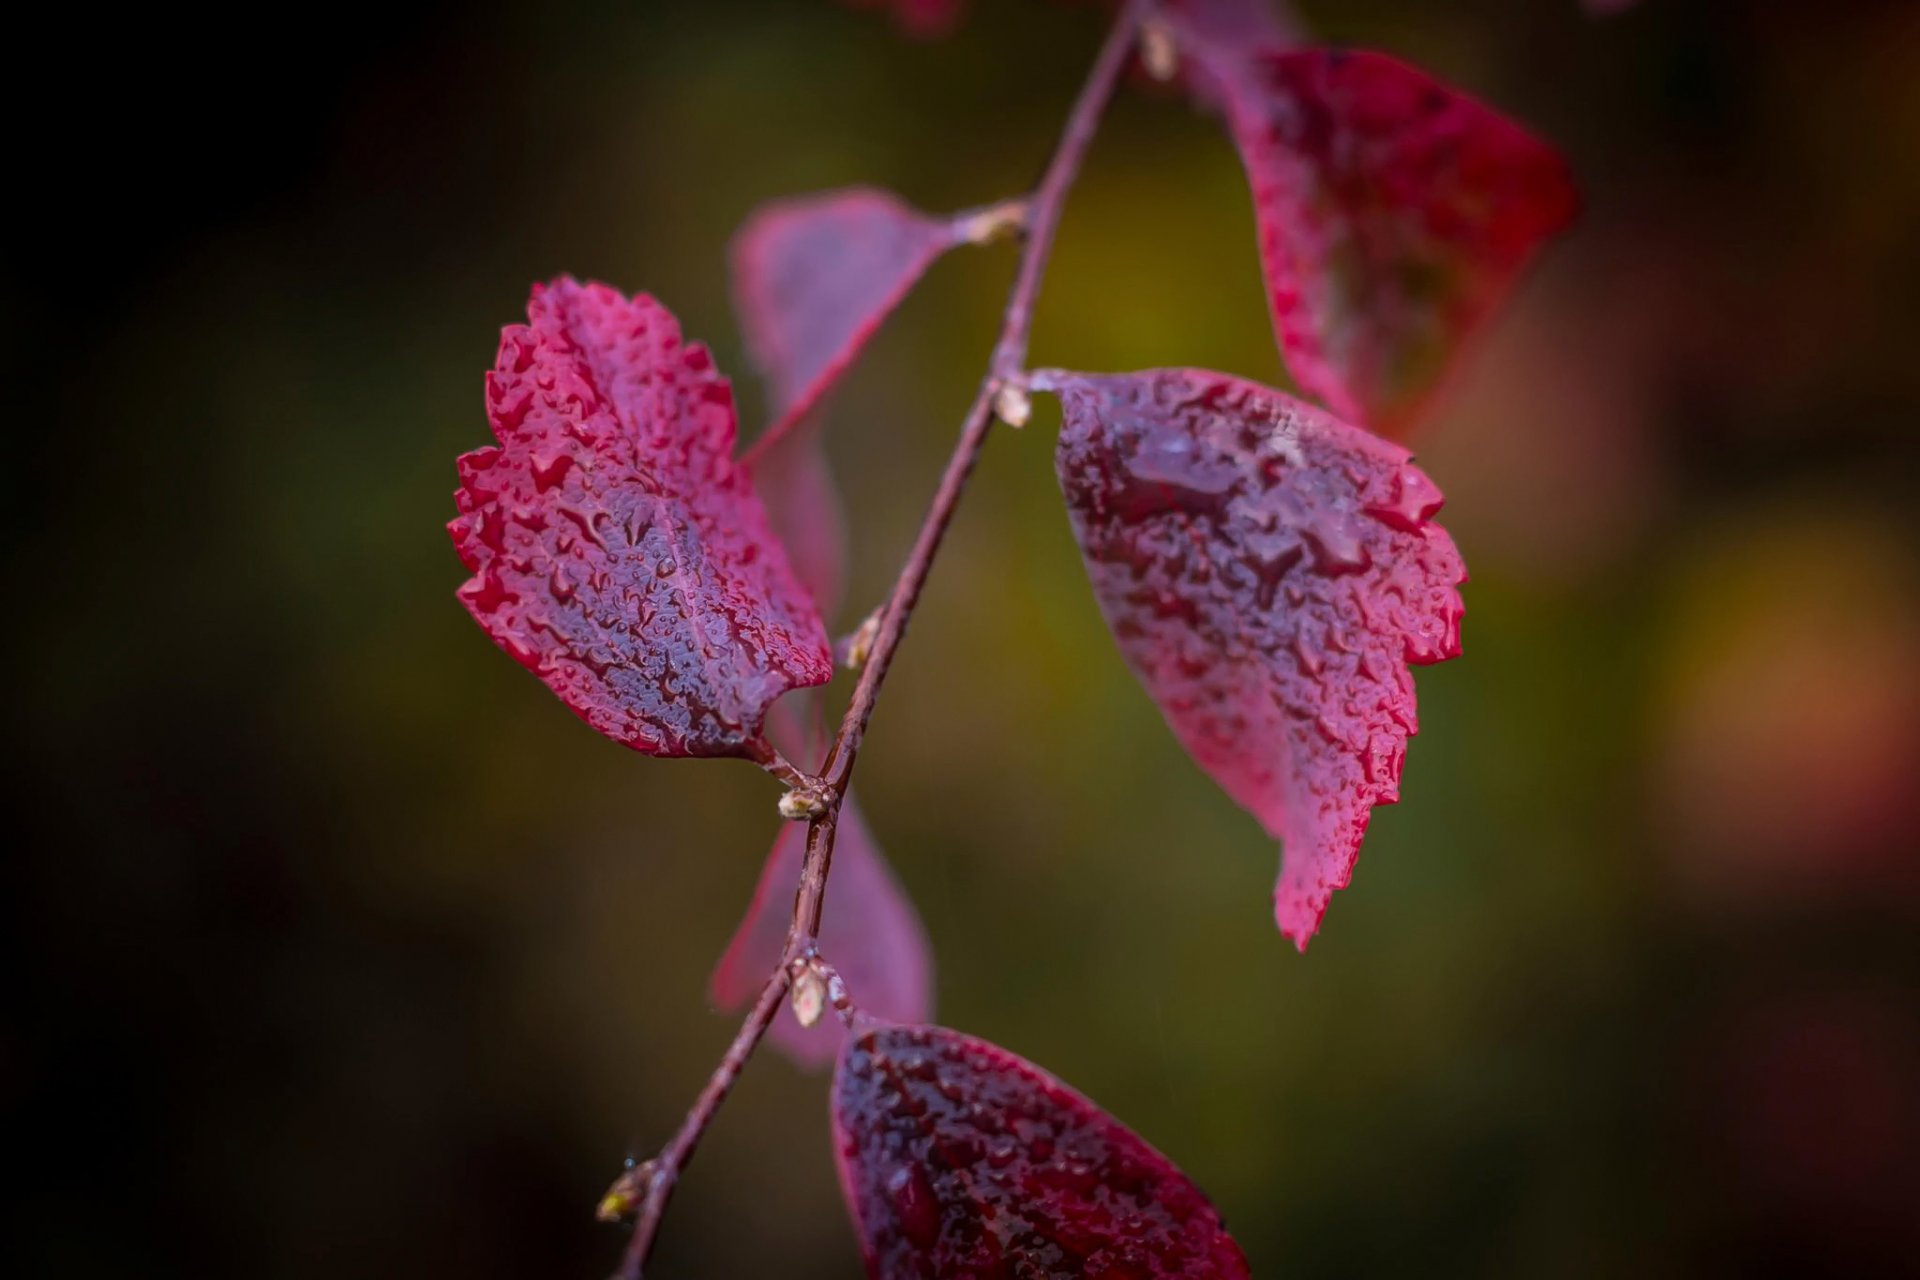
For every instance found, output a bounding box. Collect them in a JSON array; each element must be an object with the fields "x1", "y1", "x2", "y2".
[
  {"x1": 1042, "y1": 367, "x2": 1464, "y2": 947},
  {"x1": 752, "y1": 420, "x2": 849, "y2": 619},
  {"x1": 732, "y1": 187, "x2": 971, "y2": 450},
  {"x1": 1174, "y1": 35, "x2": 1576, "y2": 435},
  {"x1": 712, "y1": 794, "x2": 932, "y2": 1070},
  {"x1": 833, "y1": 1023, "x2": 1251, "y2": 1277},
  {"x1": 449, "y1": 278, "x2": 833, "y2": 758}
]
